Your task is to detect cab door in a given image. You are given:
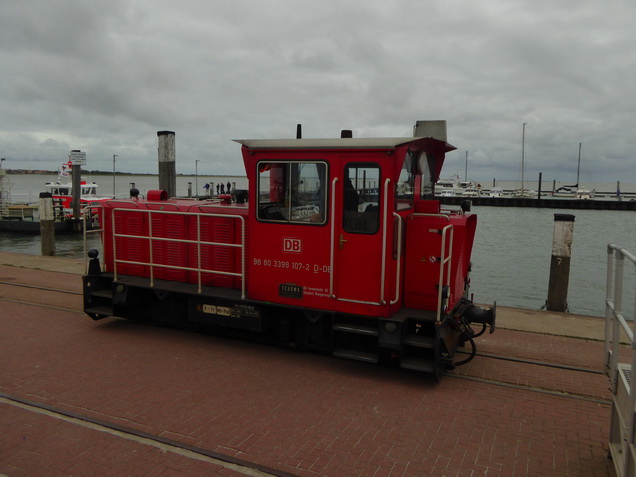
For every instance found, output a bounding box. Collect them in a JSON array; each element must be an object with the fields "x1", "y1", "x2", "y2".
[{"x1": 332, "y1": 162, "x2": 387, "y2": 306}]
